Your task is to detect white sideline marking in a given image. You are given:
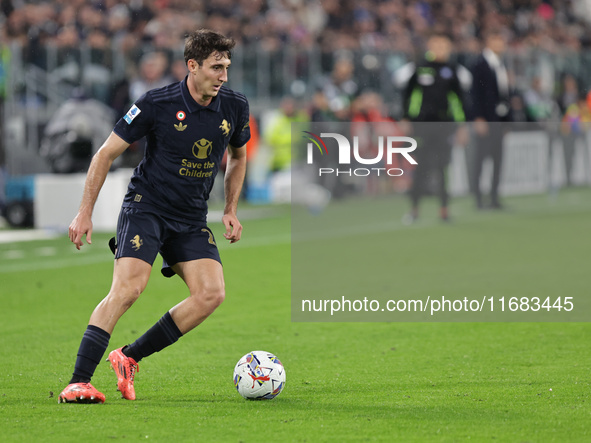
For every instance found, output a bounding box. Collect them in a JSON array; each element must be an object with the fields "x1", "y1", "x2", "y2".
[
  {"x1": 0, "y1": 230, "x2": 59, "y2": 244},
  {"x1": 0, "y1": 253, "x2": 114, "y2": 273},
  {"x1": 36, "y1": 247, "x2": 58, "y2": 256},
  {"x1": 2, "y1": 250, "x2": 25, "y2": 260}
]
